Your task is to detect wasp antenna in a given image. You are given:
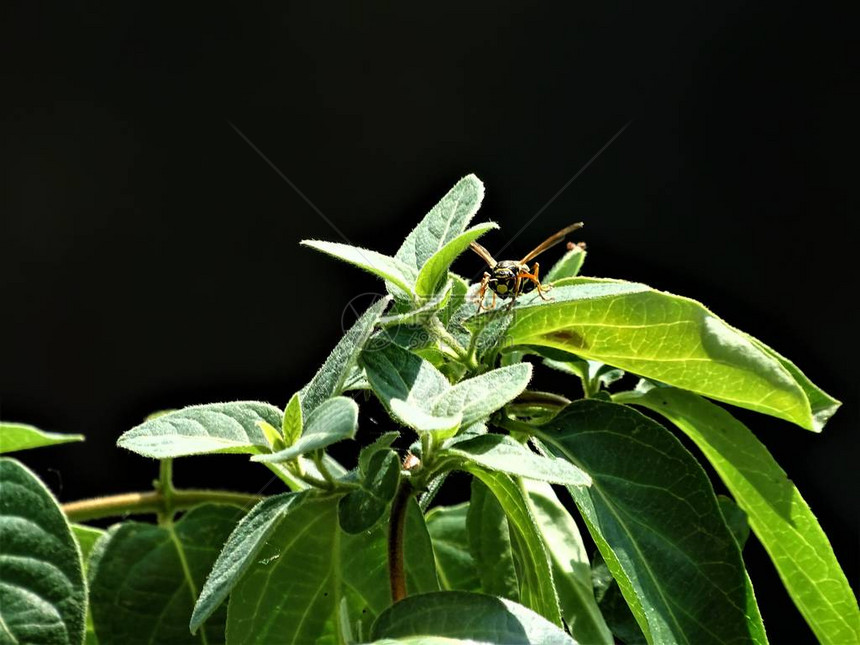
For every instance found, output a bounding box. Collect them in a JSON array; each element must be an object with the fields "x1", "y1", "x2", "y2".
[
  {"x1": 470, "y1": 240, "x2": 497, "y2": 267},
  {"x1": 520, "y1": 222, "x2": 585, "y2": 264}
]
